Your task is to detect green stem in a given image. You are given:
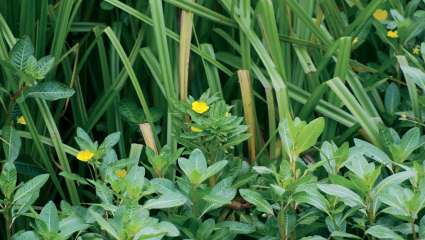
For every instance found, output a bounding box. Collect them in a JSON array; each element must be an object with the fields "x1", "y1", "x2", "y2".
[
  {"x1": 3, "y1": 207, "x2": 11, "y2": 240},
  {"x1": 35, "y1": 98, "x2": 80, "y2": 204},
  {"x1": 412, "y1": 219, "x2": 417, "y2": 240},
  {"x1": 278, "y1": 208, "x2": 287, "y2": 240}
]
